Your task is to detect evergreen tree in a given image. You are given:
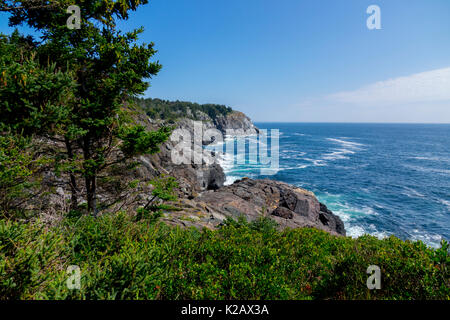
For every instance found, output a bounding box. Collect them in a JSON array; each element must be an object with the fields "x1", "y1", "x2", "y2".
[{"x1": 0, "y1": 1, "x2": 170, "y2": 214}]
